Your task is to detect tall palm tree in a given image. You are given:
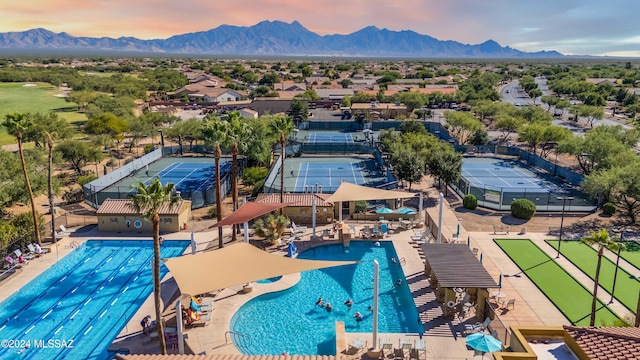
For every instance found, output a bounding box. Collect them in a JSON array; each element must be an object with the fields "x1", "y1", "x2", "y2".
[
  {"x1": 3, "y1": 112, "x2": 41, "y2": 245},
  {"x1": 217, "y1": 112, "x2": 250, "y2": 242},
  {"x1": 202, "y1": 119, "x2": 225, "y2": 249},
  {"x1": 129, "y1": 177, "x2": 180, "y2": 355},
  {"x1": 581, "y1": 229, "x2": 623, "y2": 326},
  {"x1": 28, "y1": 113, "x2": 72, "y2": 242},
  {"x1": 269, "y1": 115, "x2": 294, "y2": 210}
]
